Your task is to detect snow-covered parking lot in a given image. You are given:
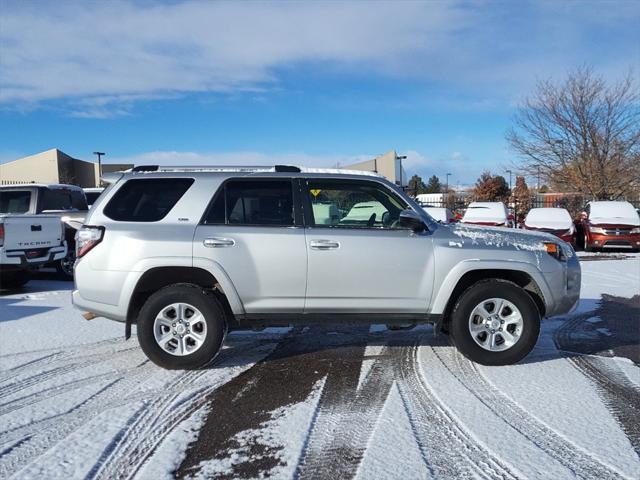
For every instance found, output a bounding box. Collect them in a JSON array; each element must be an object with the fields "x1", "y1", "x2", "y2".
[{"x1": 1, "y1": 254, "x2": 639, "y2": 480}]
